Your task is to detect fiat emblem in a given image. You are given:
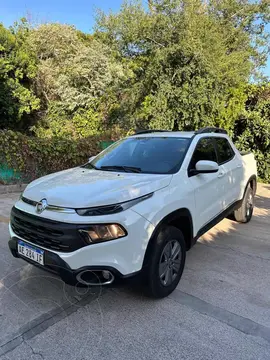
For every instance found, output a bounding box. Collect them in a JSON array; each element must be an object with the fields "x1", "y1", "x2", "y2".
[{"x1": 36, "y1": 199, "x2": 48, "y2": 214}]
